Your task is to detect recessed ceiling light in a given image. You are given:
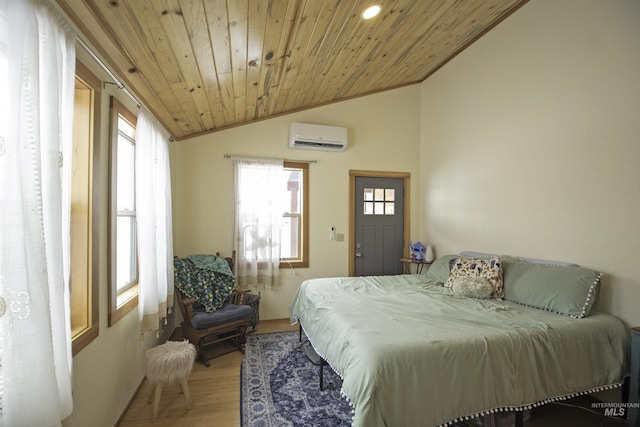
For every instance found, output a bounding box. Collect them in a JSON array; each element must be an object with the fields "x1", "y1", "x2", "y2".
[{"x1": 362, "y1": 5, "x2": 381, "y2": 19}]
